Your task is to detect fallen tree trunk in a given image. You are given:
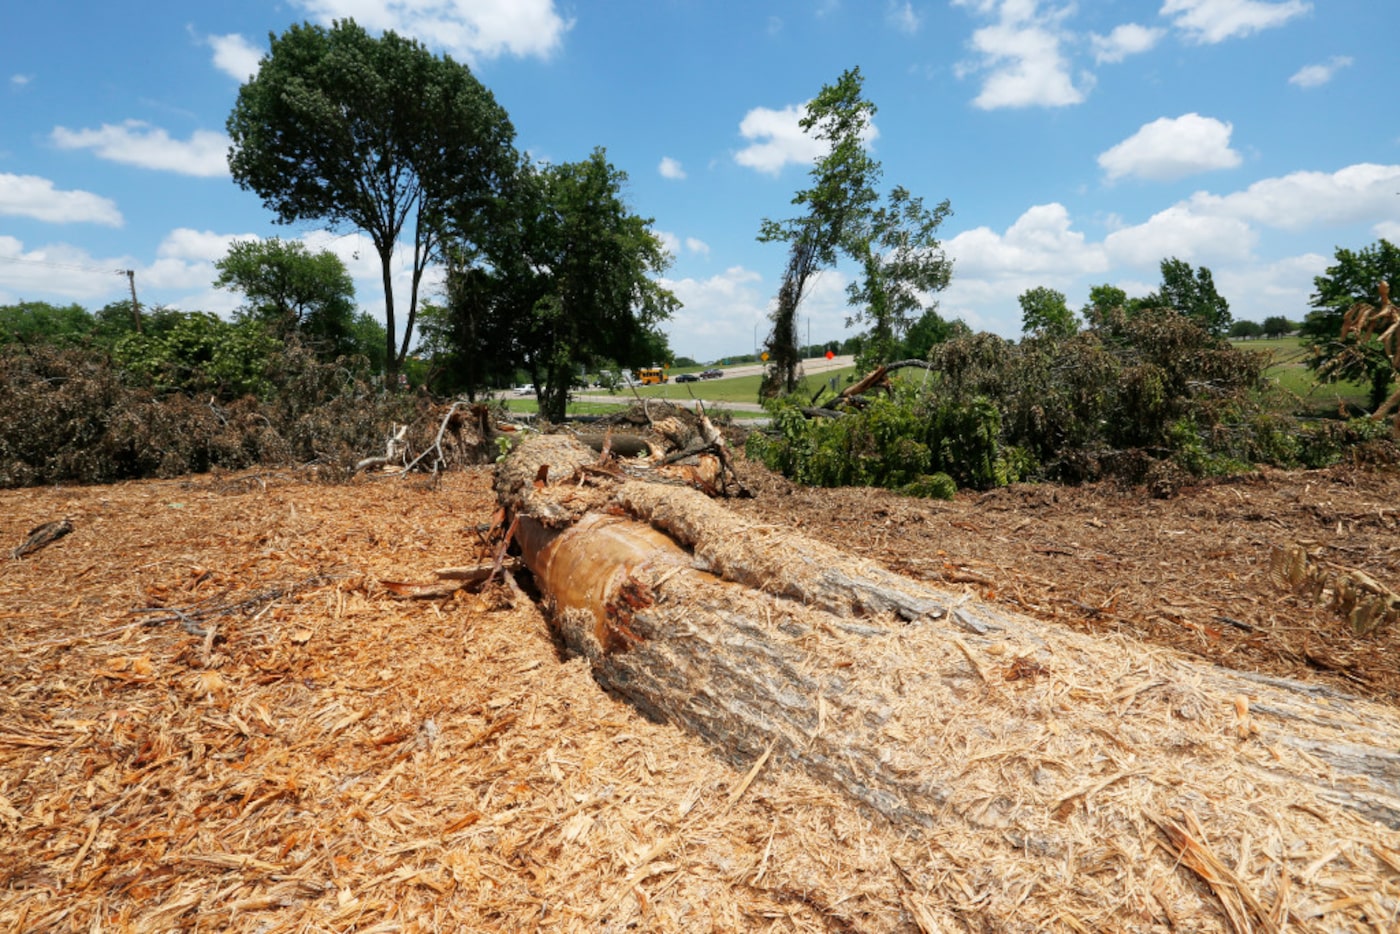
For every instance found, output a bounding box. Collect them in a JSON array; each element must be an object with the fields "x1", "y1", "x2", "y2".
[{"x1": 497, "y1": 435, "x2": 1400, "y2": 929}]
